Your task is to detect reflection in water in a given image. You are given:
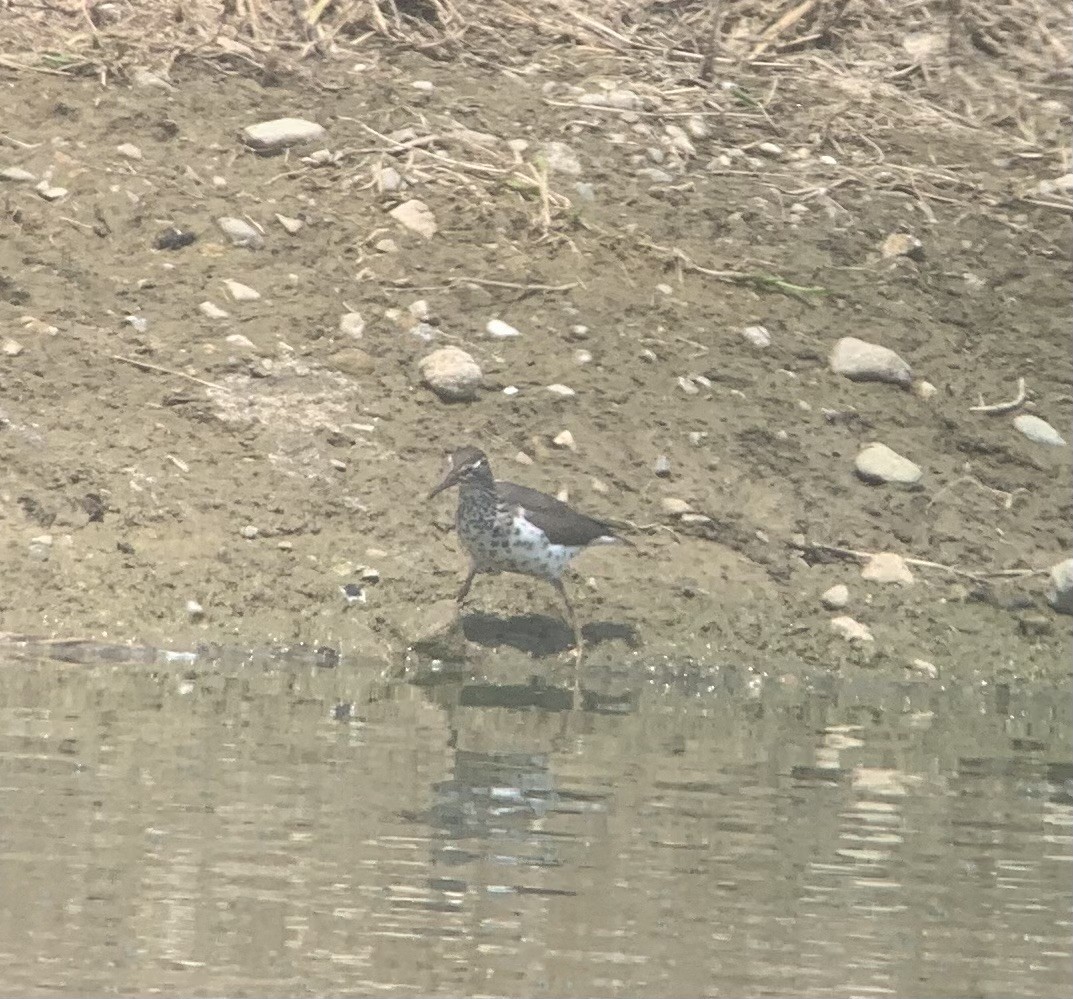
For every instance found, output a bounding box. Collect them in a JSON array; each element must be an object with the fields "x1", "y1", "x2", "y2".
[{"x1": 0, "y1": 653, "x2": 1069, "y2": 997}]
